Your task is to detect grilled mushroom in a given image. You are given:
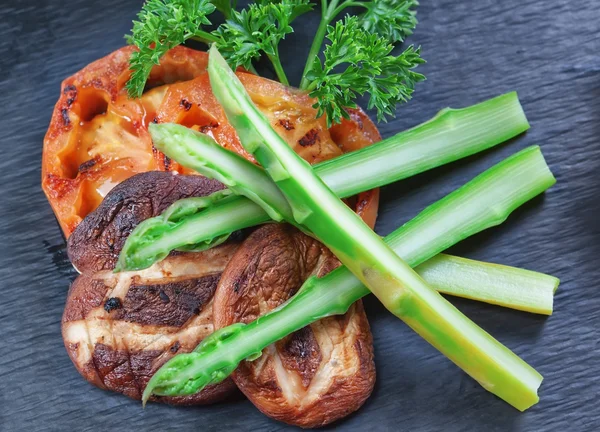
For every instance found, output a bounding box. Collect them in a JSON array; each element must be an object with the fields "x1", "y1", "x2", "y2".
[
  {"x1": 62, "y1": 171, "x2": 240, "y2": 404},
  {"x1": 214, "y1": 224, "x2": 376, "y2": 428}
]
